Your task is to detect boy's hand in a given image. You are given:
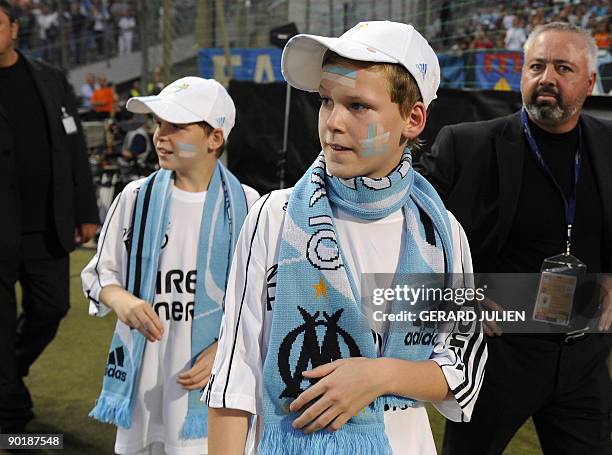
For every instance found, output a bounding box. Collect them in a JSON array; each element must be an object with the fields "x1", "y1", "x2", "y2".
[
  {"x1": 177, "y1": 341, "x2": 218, "y2": 390},
  {"x1": 289, "y1": 358, "x2": 383, "y2": 433},
  {"x1": 115, "y1": 297, "x2": 164, "y2": 342}
]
